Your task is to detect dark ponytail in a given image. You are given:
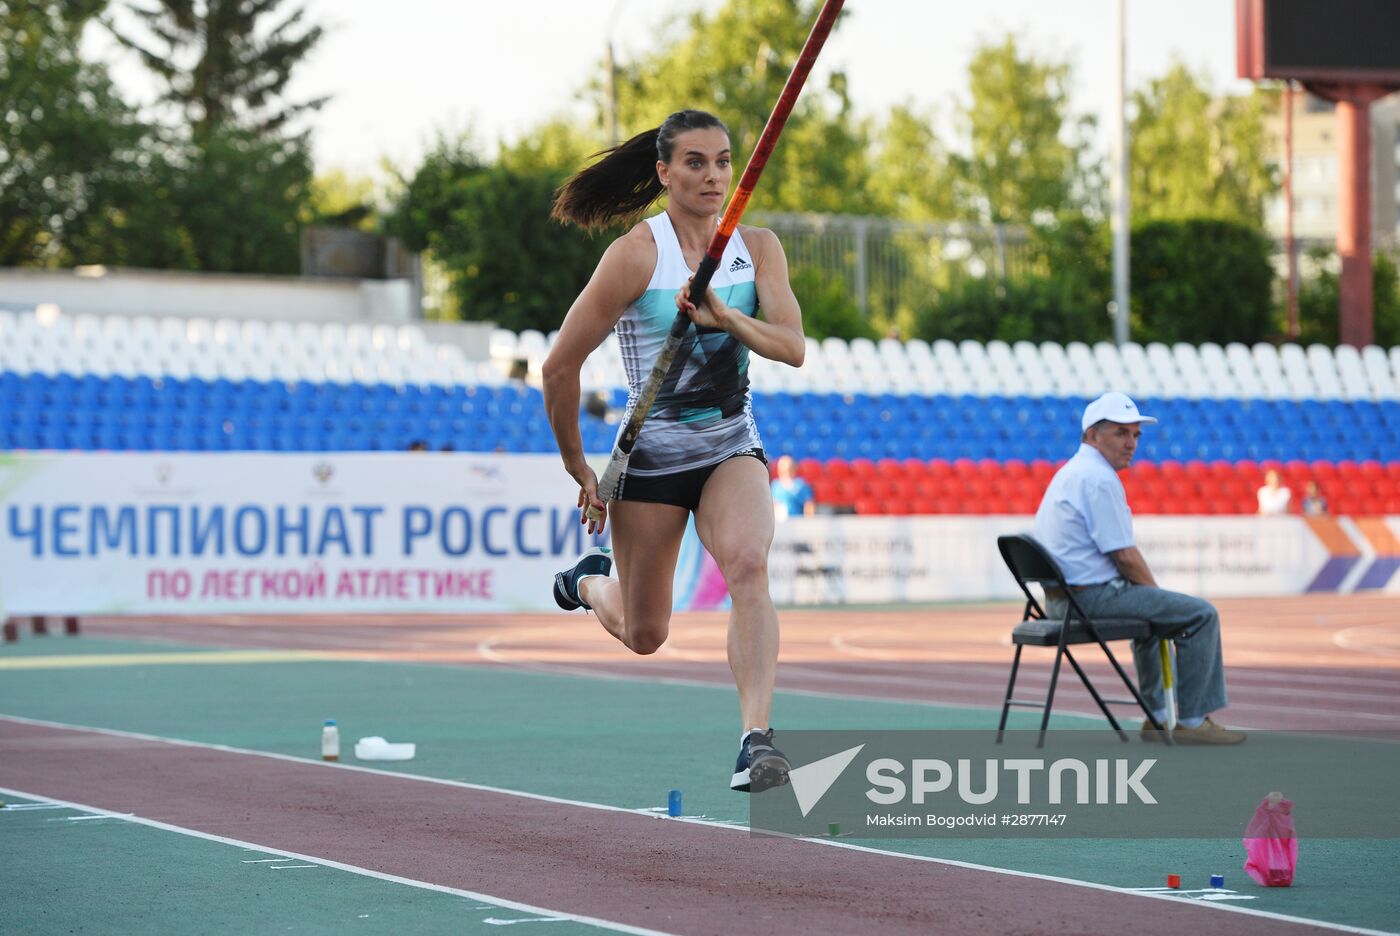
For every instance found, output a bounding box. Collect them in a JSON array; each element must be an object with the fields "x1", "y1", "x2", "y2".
[{"x1": 552, "y1": 109, "x2": 729, "y2": 232}]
